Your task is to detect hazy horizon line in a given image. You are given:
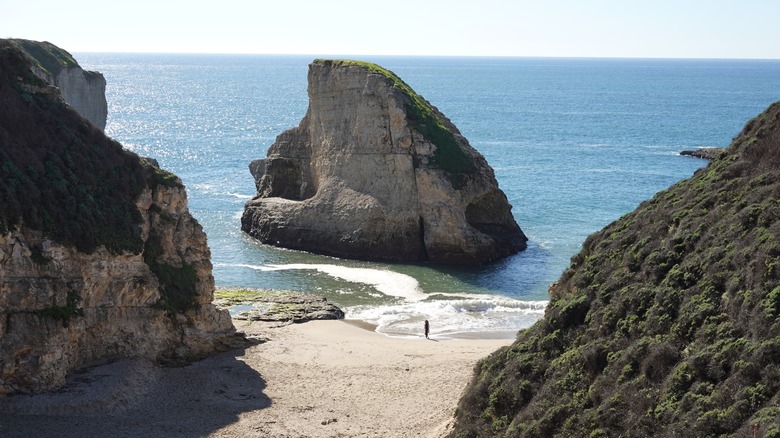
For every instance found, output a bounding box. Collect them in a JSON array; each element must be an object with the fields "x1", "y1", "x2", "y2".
[{"x1": 70, "y1": 50, "x2": 780, "y2": 62}]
